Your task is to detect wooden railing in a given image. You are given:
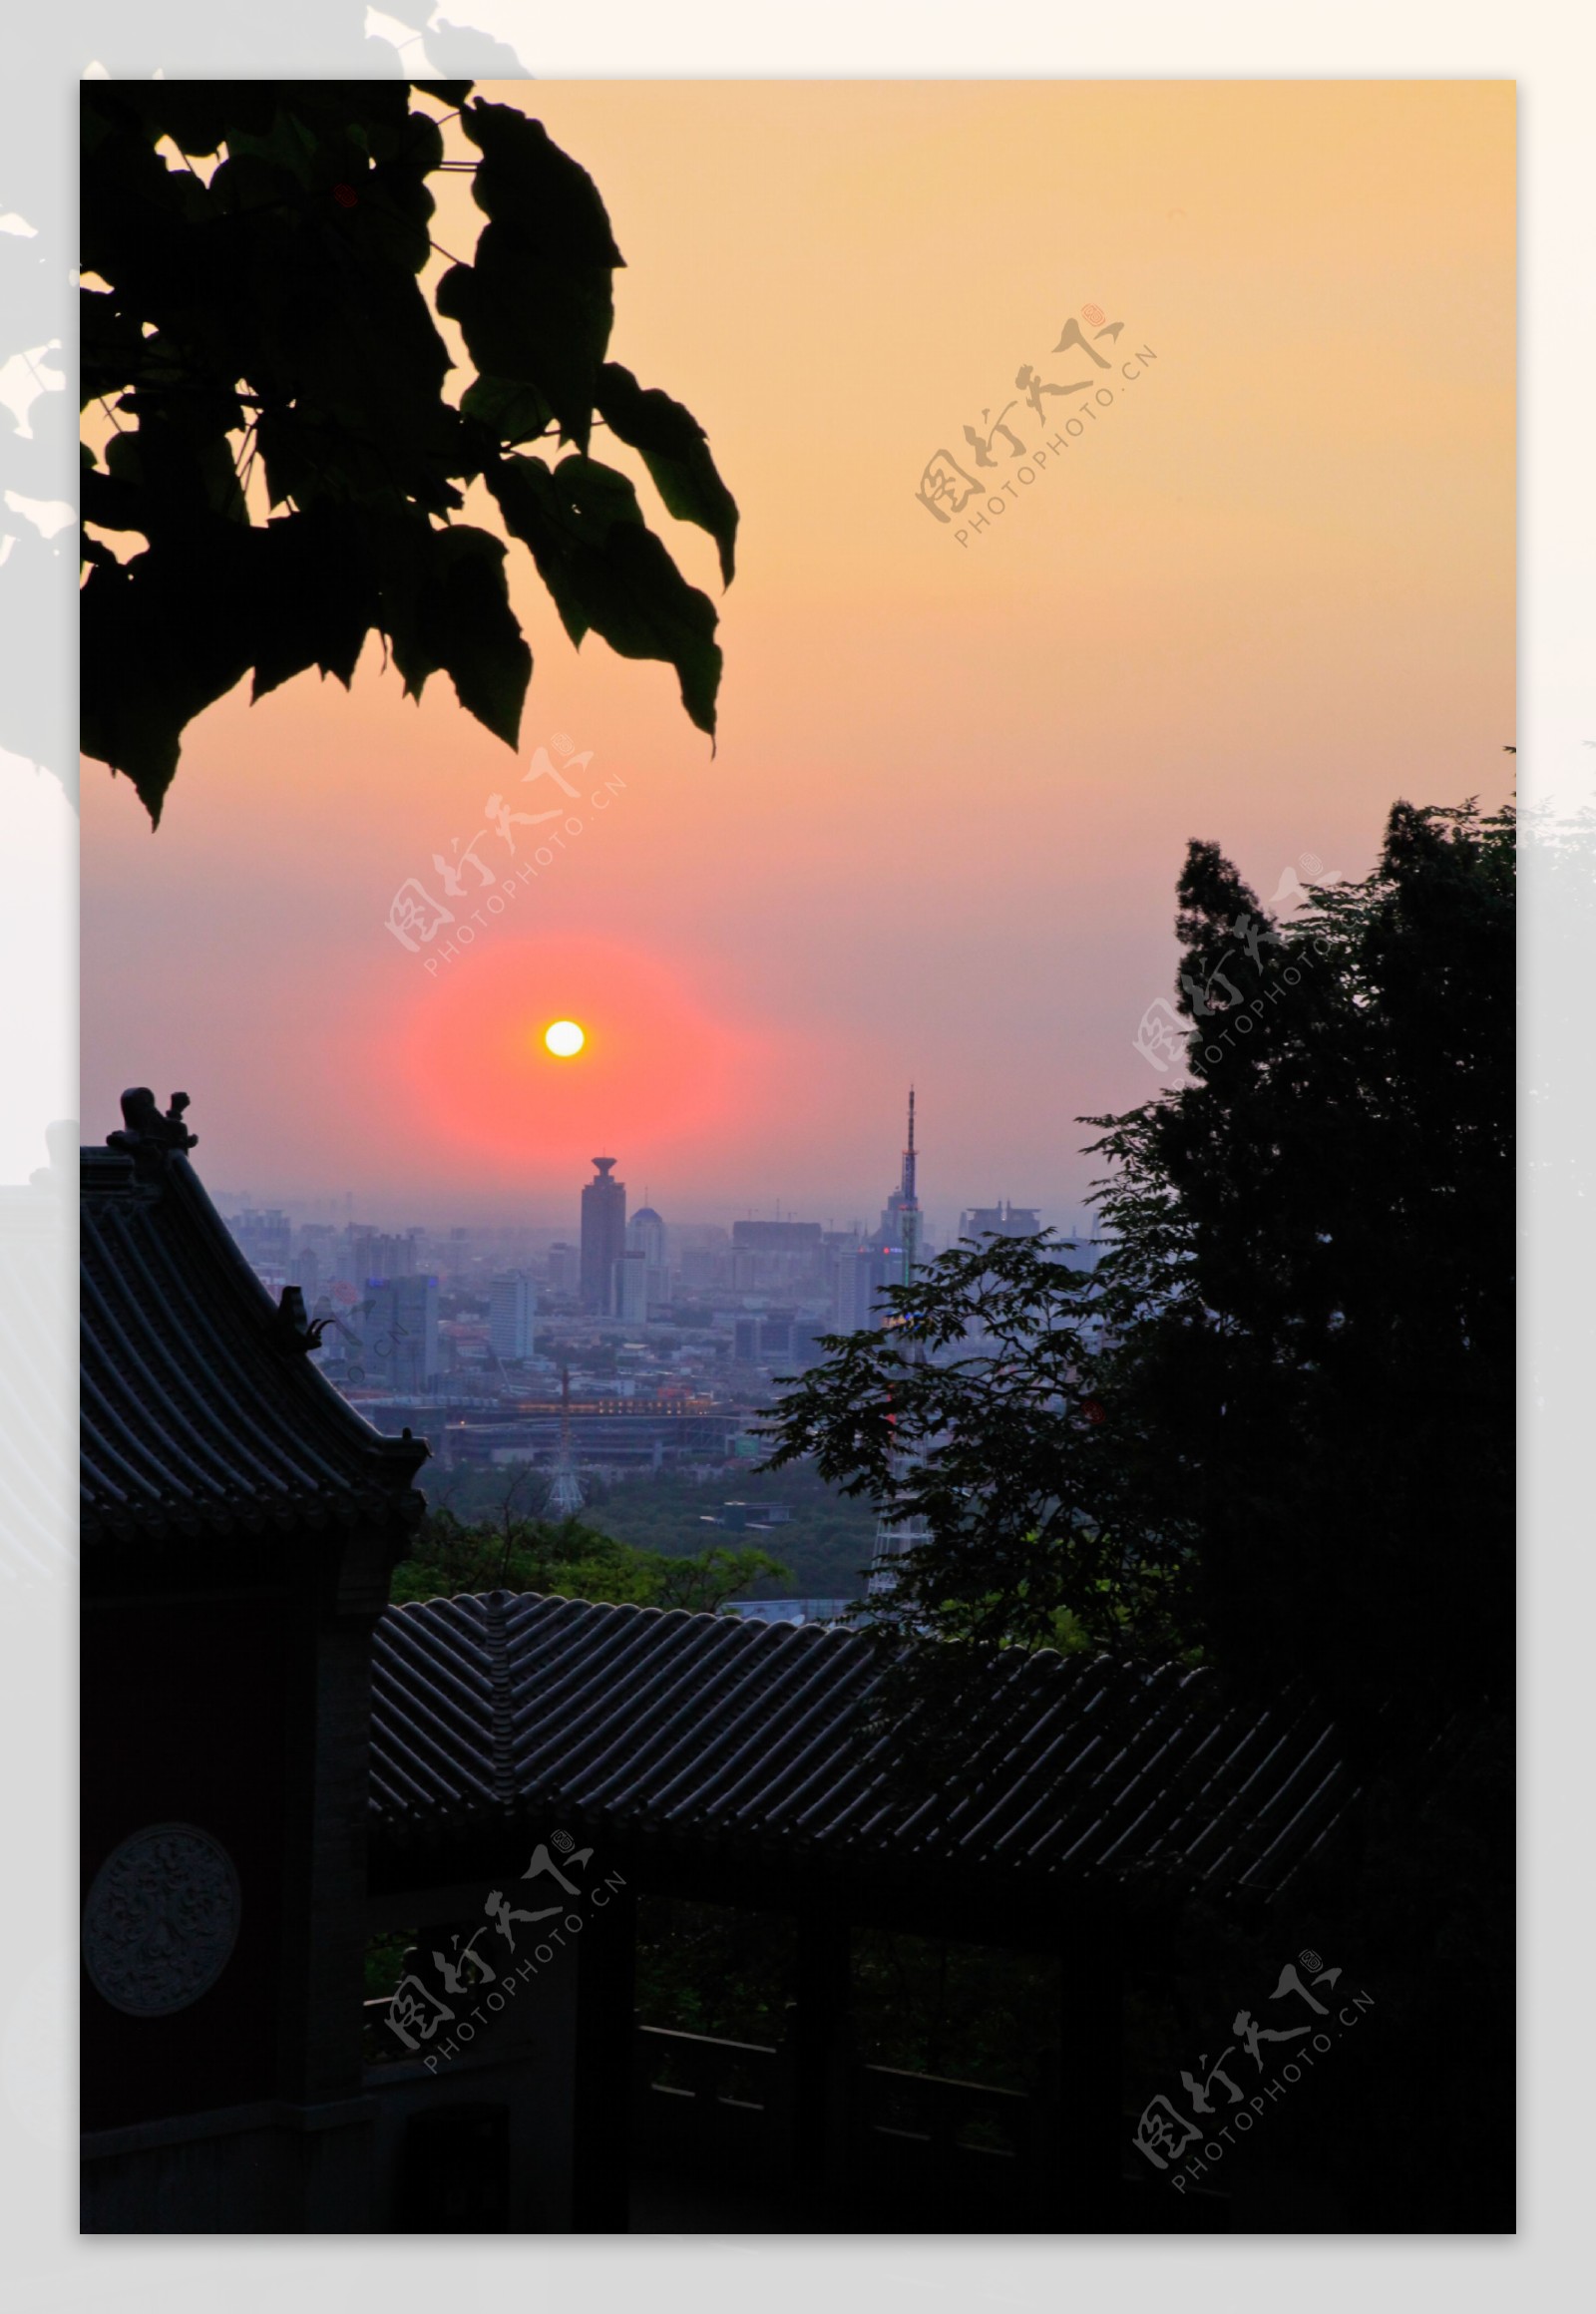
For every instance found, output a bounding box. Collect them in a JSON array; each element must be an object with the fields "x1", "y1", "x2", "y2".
[
  {"x1": 361, "y1": 2005, "x2": 1230, "y2": 2229},
  {"x1": 632, "y1": 2024, "x2": 784, "y2": 2190},
  {"x1": 633, "y1": 2024, "x2": 1047, "y2": 2222}
]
